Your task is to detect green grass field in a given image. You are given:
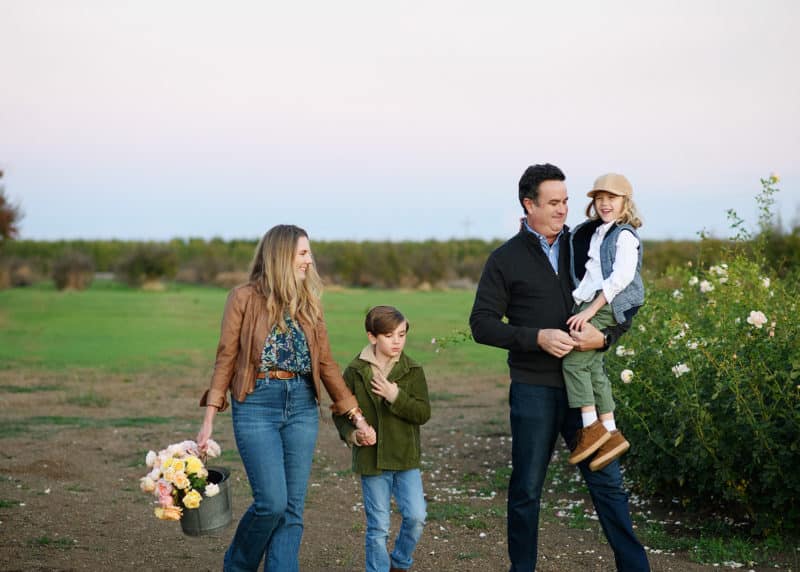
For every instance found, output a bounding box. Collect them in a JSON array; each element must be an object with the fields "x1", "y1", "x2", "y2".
[{"x1": 0, "y1": 281, "x2": 506, "y2": 377}]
